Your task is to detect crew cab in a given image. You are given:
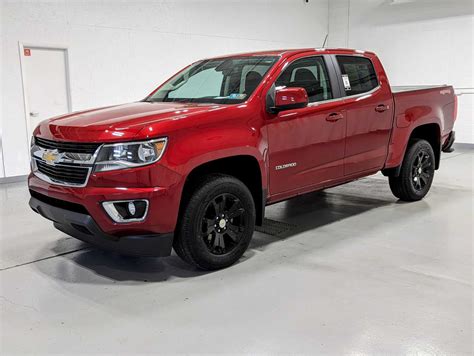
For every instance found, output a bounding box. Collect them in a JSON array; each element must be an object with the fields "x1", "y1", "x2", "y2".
[{"x1": 29, "y1": 48, "x2": 457, "y2": 270}]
